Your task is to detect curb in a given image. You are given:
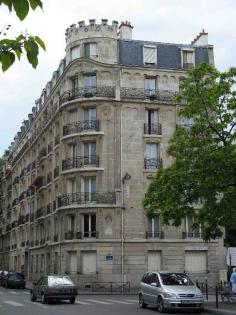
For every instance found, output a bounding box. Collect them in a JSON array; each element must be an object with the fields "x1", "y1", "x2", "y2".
[{"x1": 205, "y1": 307, "x2": 236, "y2": 315}]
